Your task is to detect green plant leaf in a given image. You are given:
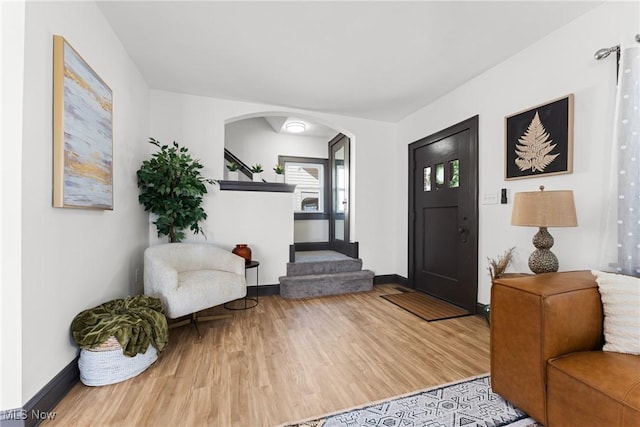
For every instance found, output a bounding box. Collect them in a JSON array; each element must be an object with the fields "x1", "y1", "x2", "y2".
[{"x1": 136, "y1": 137, "x2": 216, "y2": 242}]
